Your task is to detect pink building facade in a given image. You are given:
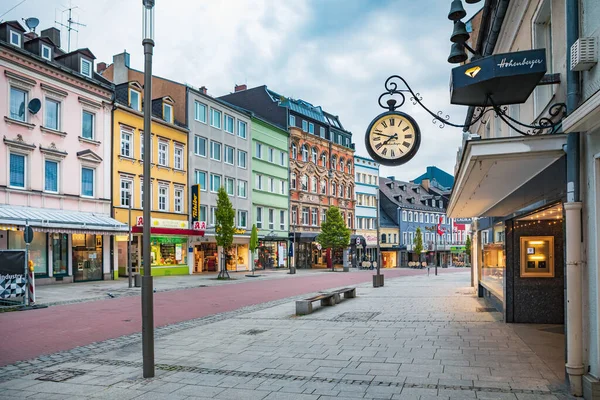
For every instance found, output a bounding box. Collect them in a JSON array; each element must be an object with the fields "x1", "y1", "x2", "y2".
[{"x1": 0, "y1": 21, "x2": 126, "y2": 284}]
